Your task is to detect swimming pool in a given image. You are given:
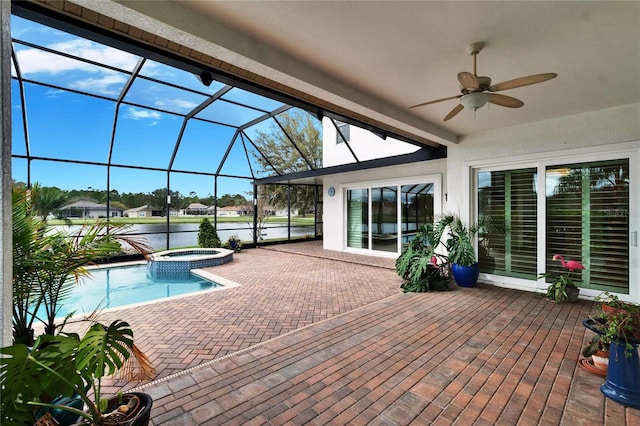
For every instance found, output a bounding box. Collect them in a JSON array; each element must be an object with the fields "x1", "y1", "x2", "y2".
[{"x1": 42, "y1": 264, "x2": 224, "y2": 318}]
